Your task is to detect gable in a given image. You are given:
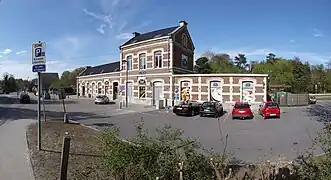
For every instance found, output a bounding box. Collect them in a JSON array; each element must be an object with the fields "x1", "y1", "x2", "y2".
[{"x1": 173, "y1": 26, "x2": 195, "y2": 51}]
